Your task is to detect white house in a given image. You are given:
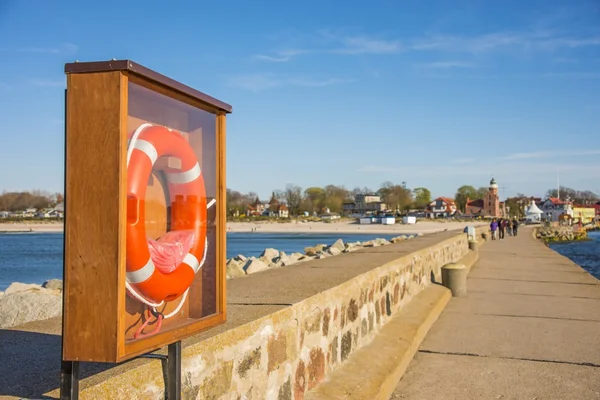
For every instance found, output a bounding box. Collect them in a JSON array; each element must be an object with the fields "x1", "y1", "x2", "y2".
[
  {"x1": 427, "y1": 197, "x2": 457, "y2": 218},
  {"x1": 525, "y1": 201, "x2": 543, "y2": 224},
  {"x1": 37, "y1": 209, "x2": 63, "y2": 218},
  {"x1": 541, "y1": 197, "x2": 573, "y2": 222}
]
